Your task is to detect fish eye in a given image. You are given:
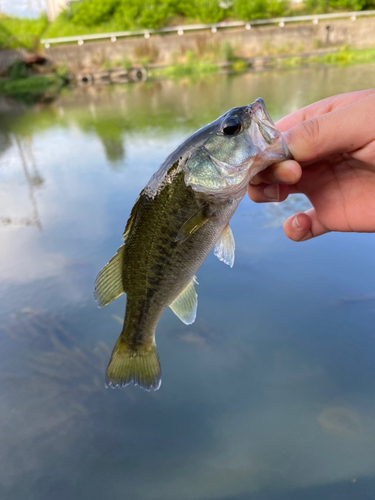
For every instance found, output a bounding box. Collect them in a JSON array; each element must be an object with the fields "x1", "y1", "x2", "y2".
[{"x1": 222, "y1": 117, "x2": 242, "y2": 136}]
